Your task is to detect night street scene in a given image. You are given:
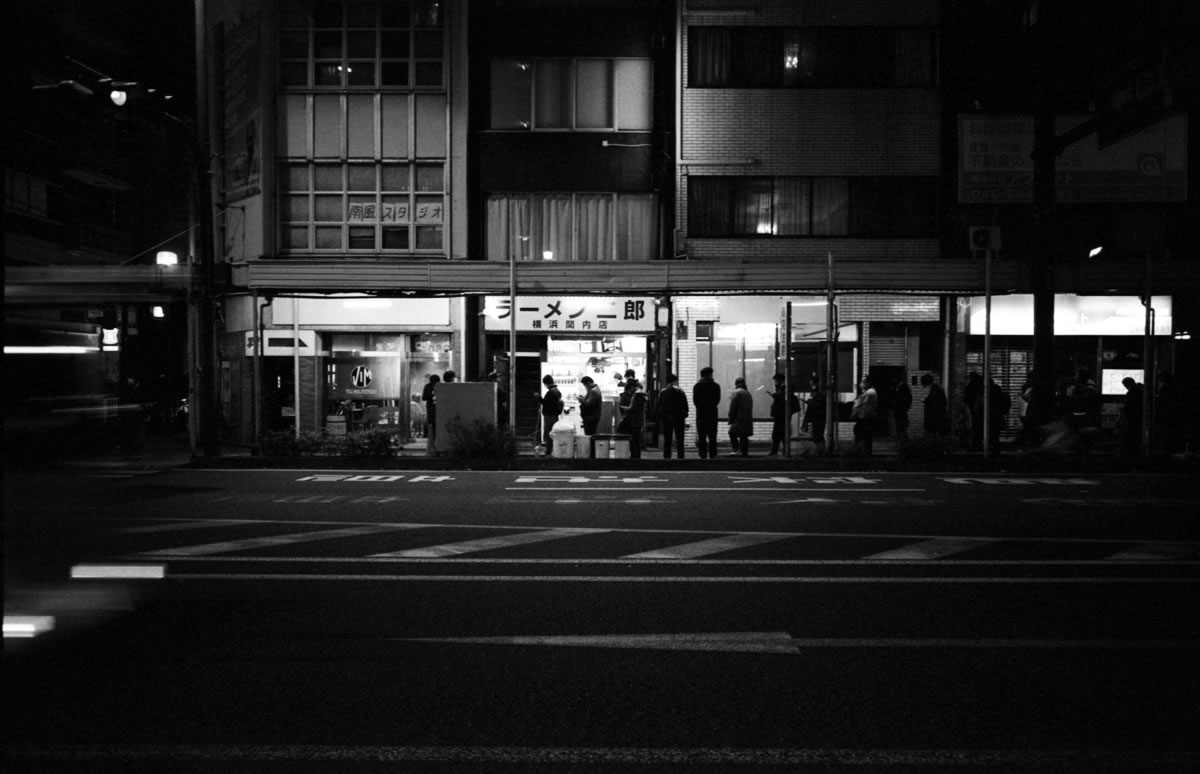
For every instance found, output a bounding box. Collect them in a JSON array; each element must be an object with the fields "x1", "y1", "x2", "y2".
[{"x1": 4, "y1": 1, "x2": 1200, "y2": 772}]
